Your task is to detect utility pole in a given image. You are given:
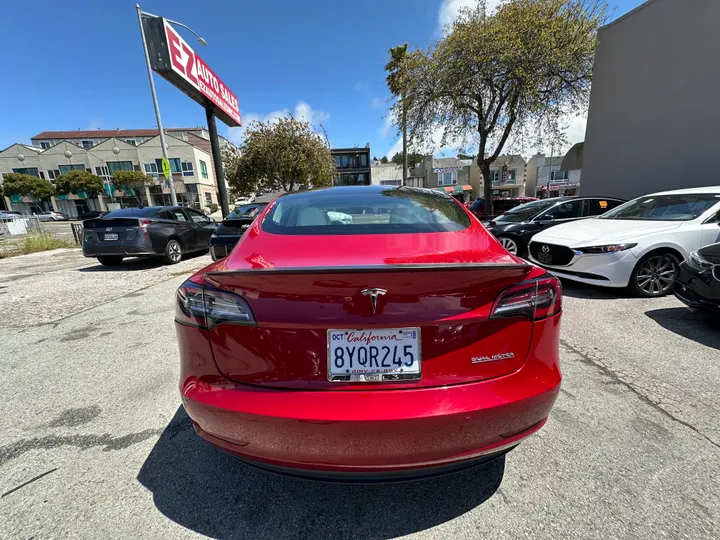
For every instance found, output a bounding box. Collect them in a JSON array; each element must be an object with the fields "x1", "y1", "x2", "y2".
[
  {"x1": 206, "y1": 110, "x2": 230, "y2": 217},
  {"x1": 136, "y1": 4, "x2": 177, "y2": 206}
]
